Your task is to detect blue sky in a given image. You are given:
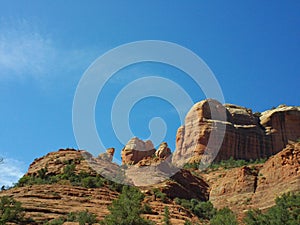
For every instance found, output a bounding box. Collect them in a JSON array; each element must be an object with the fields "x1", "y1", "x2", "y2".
[{"x1": 0, "y1": 1, "x2": 299, "y2": 186}]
